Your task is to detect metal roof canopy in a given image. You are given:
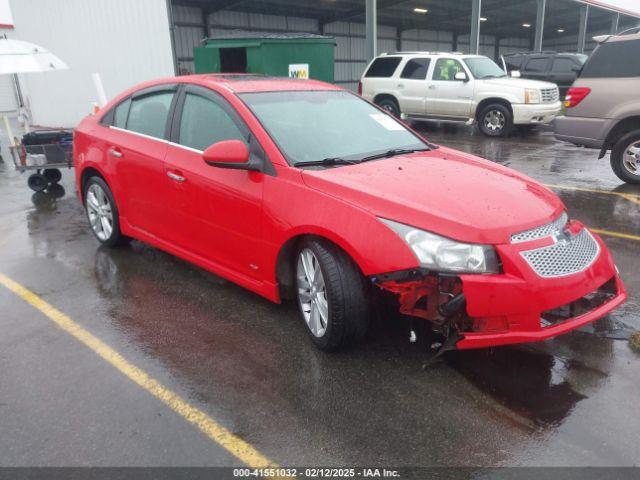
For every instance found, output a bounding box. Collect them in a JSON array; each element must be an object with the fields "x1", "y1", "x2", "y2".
[{"x1": 172, "y1": 0, "x2": 640, "y2": 40}]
